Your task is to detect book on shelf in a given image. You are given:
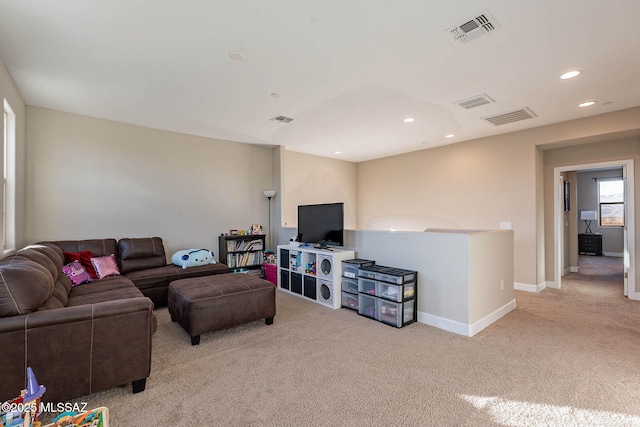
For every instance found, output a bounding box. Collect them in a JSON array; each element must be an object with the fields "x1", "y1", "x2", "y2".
[
  {"x1": 226, "y1": 239, "x2": 264, "y2": 252},
  {"x1": 227, "y1": 251, "x2": 264, "y2": 268}
]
